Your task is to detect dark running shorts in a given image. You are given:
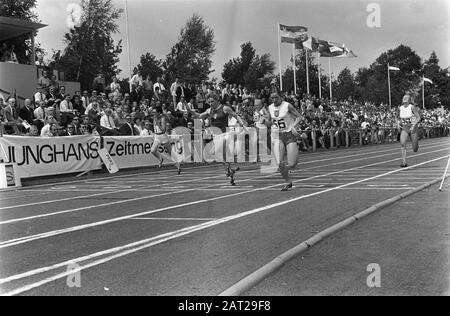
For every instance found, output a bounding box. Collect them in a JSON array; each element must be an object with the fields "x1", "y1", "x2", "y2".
[{"x1": 278, "y1": 131, "x2": 298, "y2": 146}]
